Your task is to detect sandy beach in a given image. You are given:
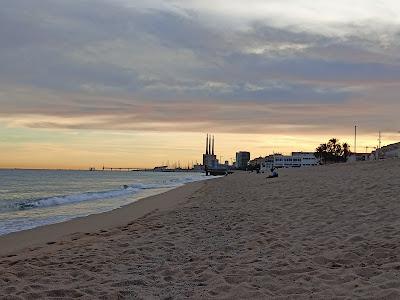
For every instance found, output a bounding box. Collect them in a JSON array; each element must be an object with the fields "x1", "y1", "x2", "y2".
[{"x1": 1, "y1": 159, "x2": 400, "y2": 299}]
